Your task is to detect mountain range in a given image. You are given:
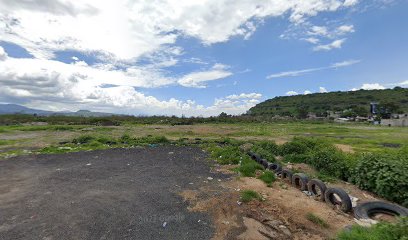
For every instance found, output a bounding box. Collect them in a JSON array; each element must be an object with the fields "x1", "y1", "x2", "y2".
[{"x1": 0, "y1": 104, "x2": 116, "y2": 117}]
